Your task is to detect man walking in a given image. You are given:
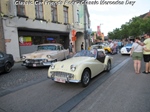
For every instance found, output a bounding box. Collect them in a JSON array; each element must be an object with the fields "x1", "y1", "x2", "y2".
[
  {"x1": 81, "y1": 42, "x2": 84, "y2": 50},
  {"x1": 137, "y1": 33, "x2": 150, "y2": 74}
]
